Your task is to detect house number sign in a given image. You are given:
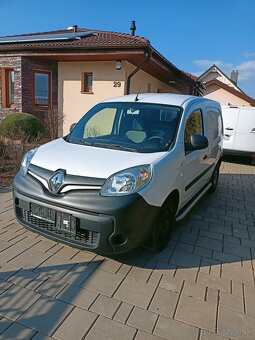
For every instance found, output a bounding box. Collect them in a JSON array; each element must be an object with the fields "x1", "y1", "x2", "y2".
[{"x1": 113, "y1": 81, "x2": 121, "y2": 87}]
